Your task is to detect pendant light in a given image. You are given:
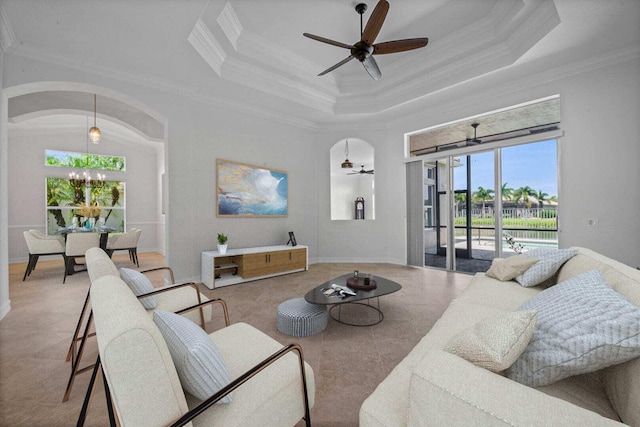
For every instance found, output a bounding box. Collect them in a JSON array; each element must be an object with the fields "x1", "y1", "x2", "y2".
[
  {"x1": 341, "y1": 140, "x2": 354, "y2": 169},
  {"x1": 88, "y1": 94, "x2": 102, "y2": 144}
]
